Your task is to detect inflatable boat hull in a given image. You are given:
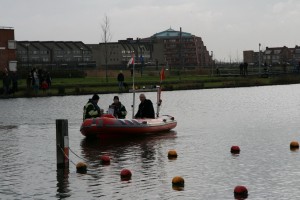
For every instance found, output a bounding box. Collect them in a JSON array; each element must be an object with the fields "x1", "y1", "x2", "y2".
[{"x1": 80, "y1": 115, "x2": 177, "y2": 138}]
